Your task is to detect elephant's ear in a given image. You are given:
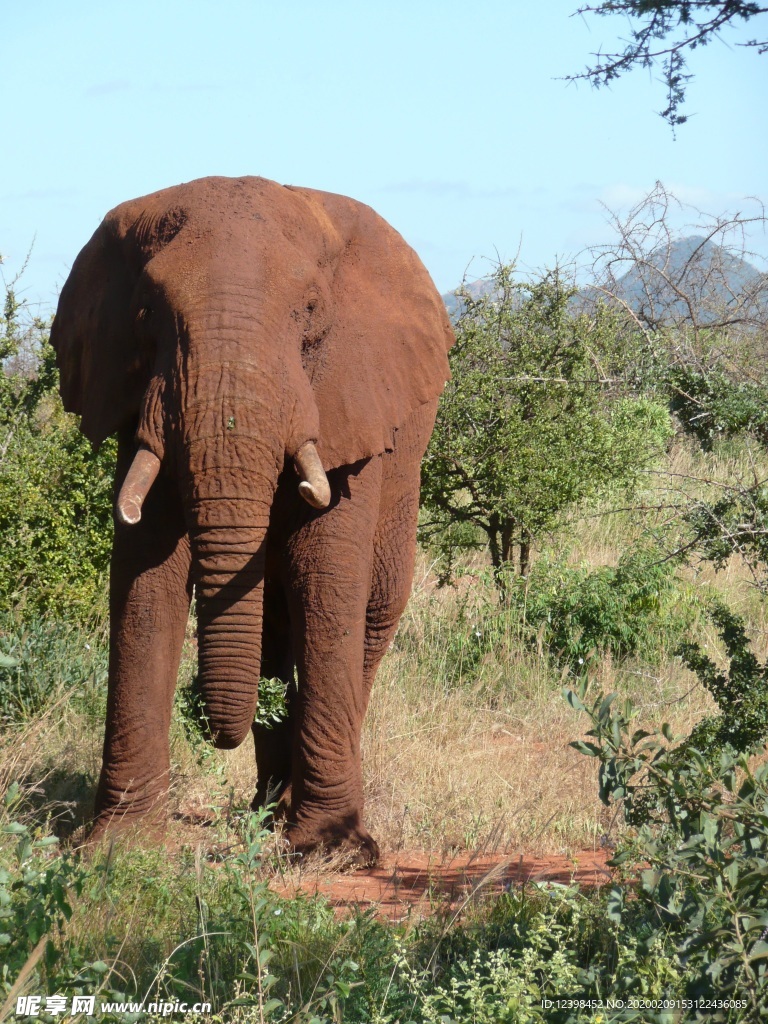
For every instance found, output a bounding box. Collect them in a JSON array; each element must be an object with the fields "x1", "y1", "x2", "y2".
[
  {"x1": 51, "y1": 216, "x2": 146, "y2": 449},
  {"x1": 294, "y1": 188, "x2": 454, "y2": 469}
]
